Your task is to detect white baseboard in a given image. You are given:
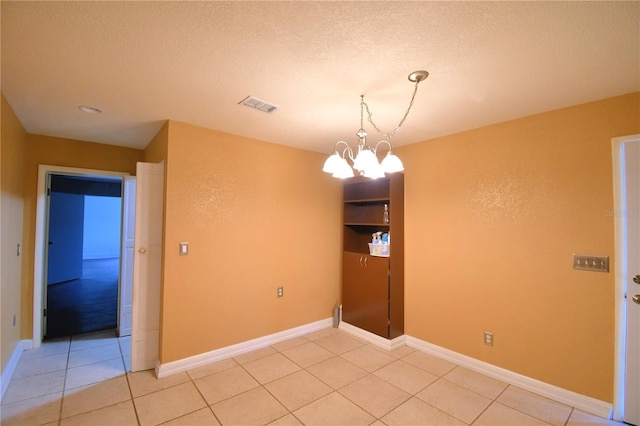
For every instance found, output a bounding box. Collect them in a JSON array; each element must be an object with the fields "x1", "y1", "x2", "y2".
[
  {"x1": 338, "y1": 321, "x2": 406, "y2": 350},
  {"x1": 1, "y1": 340, "x2": 32, "y2": 403},
  {"x1": 406, "y1": 336, "x2": 613, "y2": 419},
  {"x1": 155, "y1": 319, "x2": 612, "y2": 420},
  {"x1": 156, "y1": 318, "x2": 333, "y2": 378}
]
